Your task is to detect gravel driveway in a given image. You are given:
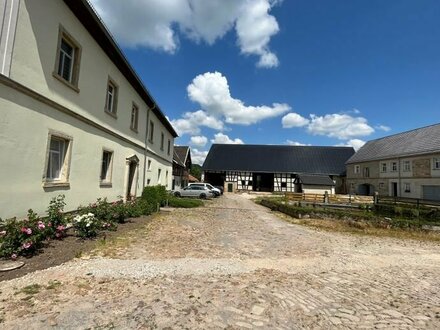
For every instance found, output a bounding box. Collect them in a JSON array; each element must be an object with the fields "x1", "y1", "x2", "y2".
[{"x1": 0, "y1": 194, "x2": 439, "y2": 329}]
